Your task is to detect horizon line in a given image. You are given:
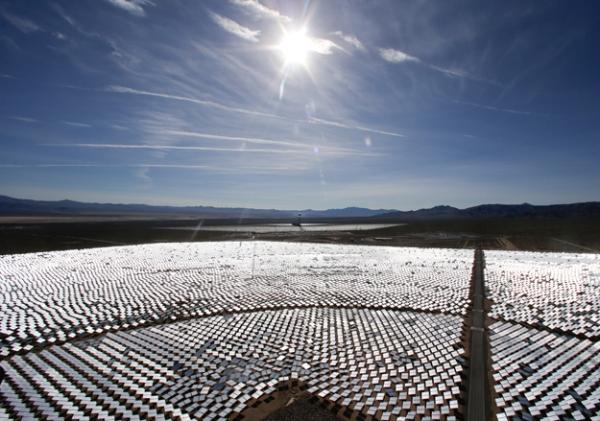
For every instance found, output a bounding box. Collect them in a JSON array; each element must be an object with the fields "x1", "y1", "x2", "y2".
[{"x1": 1, "y1": 193, "x2": 598, "y2": 214}]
